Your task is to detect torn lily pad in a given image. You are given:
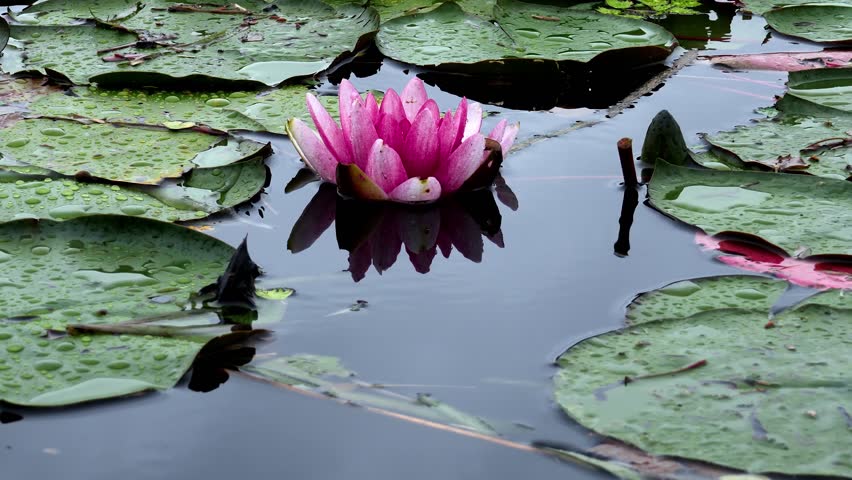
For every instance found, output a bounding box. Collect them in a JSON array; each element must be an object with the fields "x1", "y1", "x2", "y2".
[
  {"x1": 0, "y1": 215, "x2": 249, "y2": 406},
  {"x1": 4, "y1": 0, "x2": 379, "y2": 87},
  {"x1": 555, "y1": 277, "x2": 852, "y2": 477},
  {"x1": 0, "y1": 117, "x2": 270, "y2": 184},
  {"x1": 376, "y1": 0, "x2": 675, "y2": 68},
  {"x1": 648, "y1": 160, "x2": 852, "y2": 257}
]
